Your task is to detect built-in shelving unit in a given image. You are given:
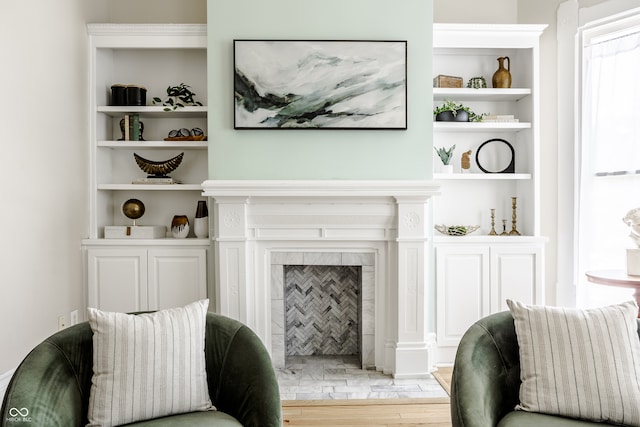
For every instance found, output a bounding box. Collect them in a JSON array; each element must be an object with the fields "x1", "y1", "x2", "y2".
[
  {"x1": 82, "y1": 24, "x2": 209, "y2": 314},
  {"x1": 432, "y1": 24, "x2": 548, "y2": 364}
]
